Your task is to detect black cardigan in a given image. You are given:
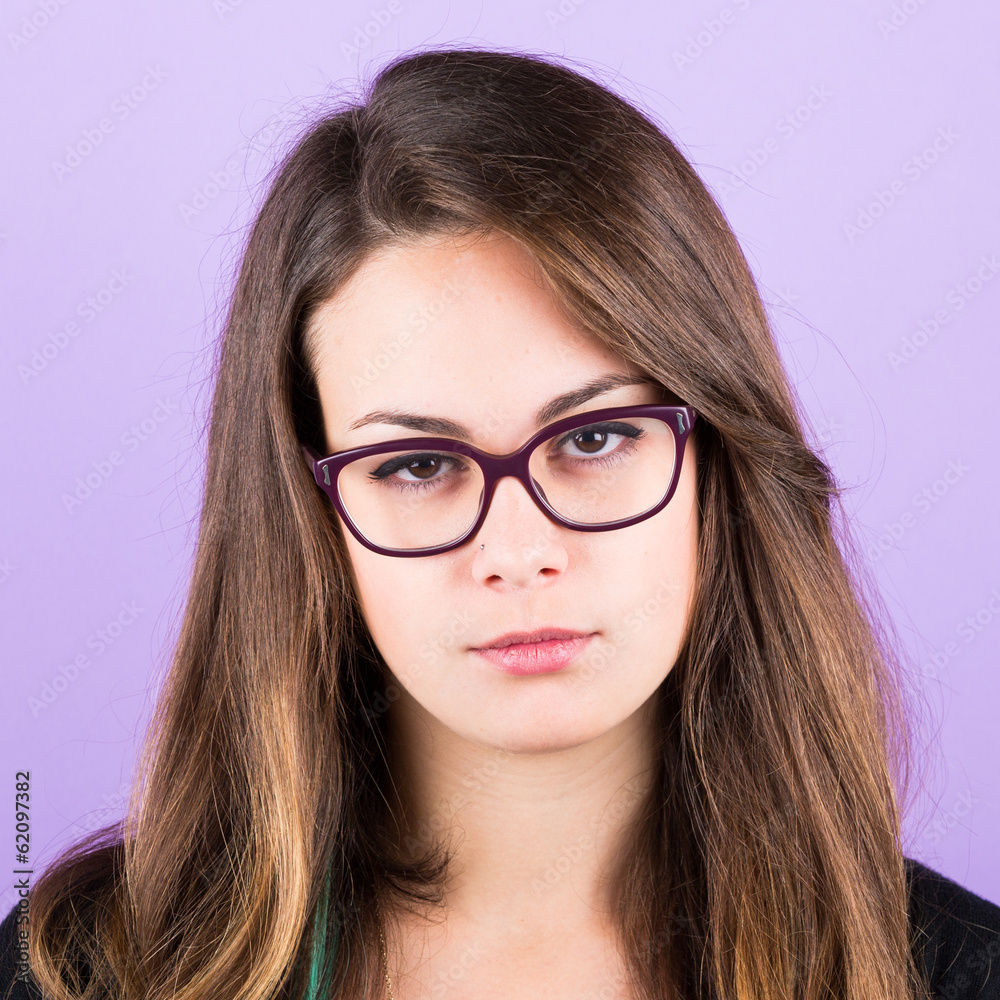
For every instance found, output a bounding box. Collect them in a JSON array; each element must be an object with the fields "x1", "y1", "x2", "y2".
[{"x1": 1, "y1": 858, "x2": 998, "y2": 998}]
